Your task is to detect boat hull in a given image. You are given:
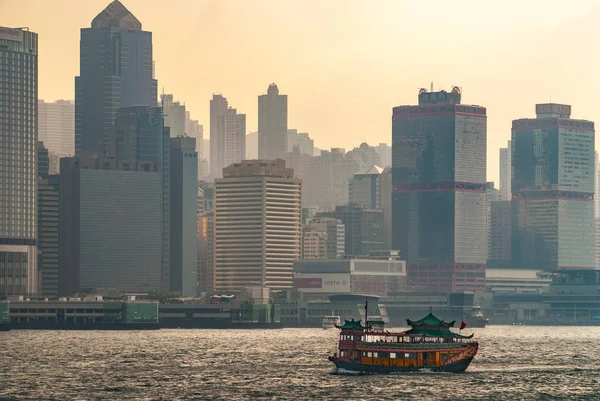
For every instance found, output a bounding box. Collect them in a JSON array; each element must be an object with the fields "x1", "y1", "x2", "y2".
[{"x1": 329, "y1": 355, "x2": 475, "y2": 374}]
